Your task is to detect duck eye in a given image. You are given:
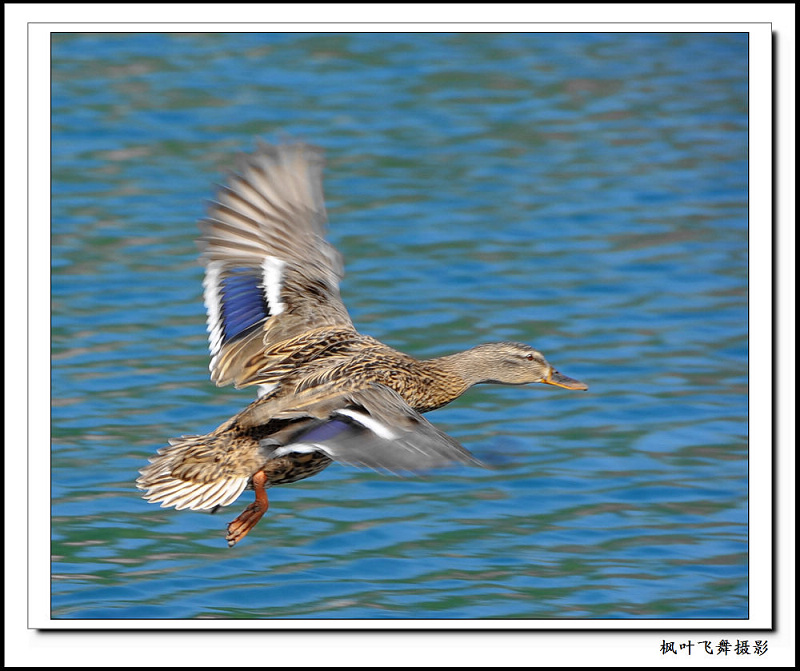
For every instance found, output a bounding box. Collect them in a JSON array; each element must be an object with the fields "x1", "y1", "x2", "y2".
[{"x1": 526, "y1": 353, "x2": 534, "y2": 361}]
